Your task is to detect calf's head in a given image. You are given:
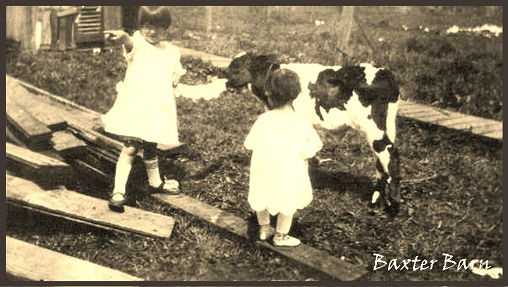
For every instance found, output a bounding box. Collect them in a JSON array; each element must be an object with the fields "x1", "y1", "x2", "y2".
[
  {"x1": 225, "y1": 52, "x2": 254, "y2": 94},
  {"x1": 225, "y1": 52, "x2": 280, "y2": 96},
  {"x1": 309, "y1": 66, "x2": 367, "y2": 111}
]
